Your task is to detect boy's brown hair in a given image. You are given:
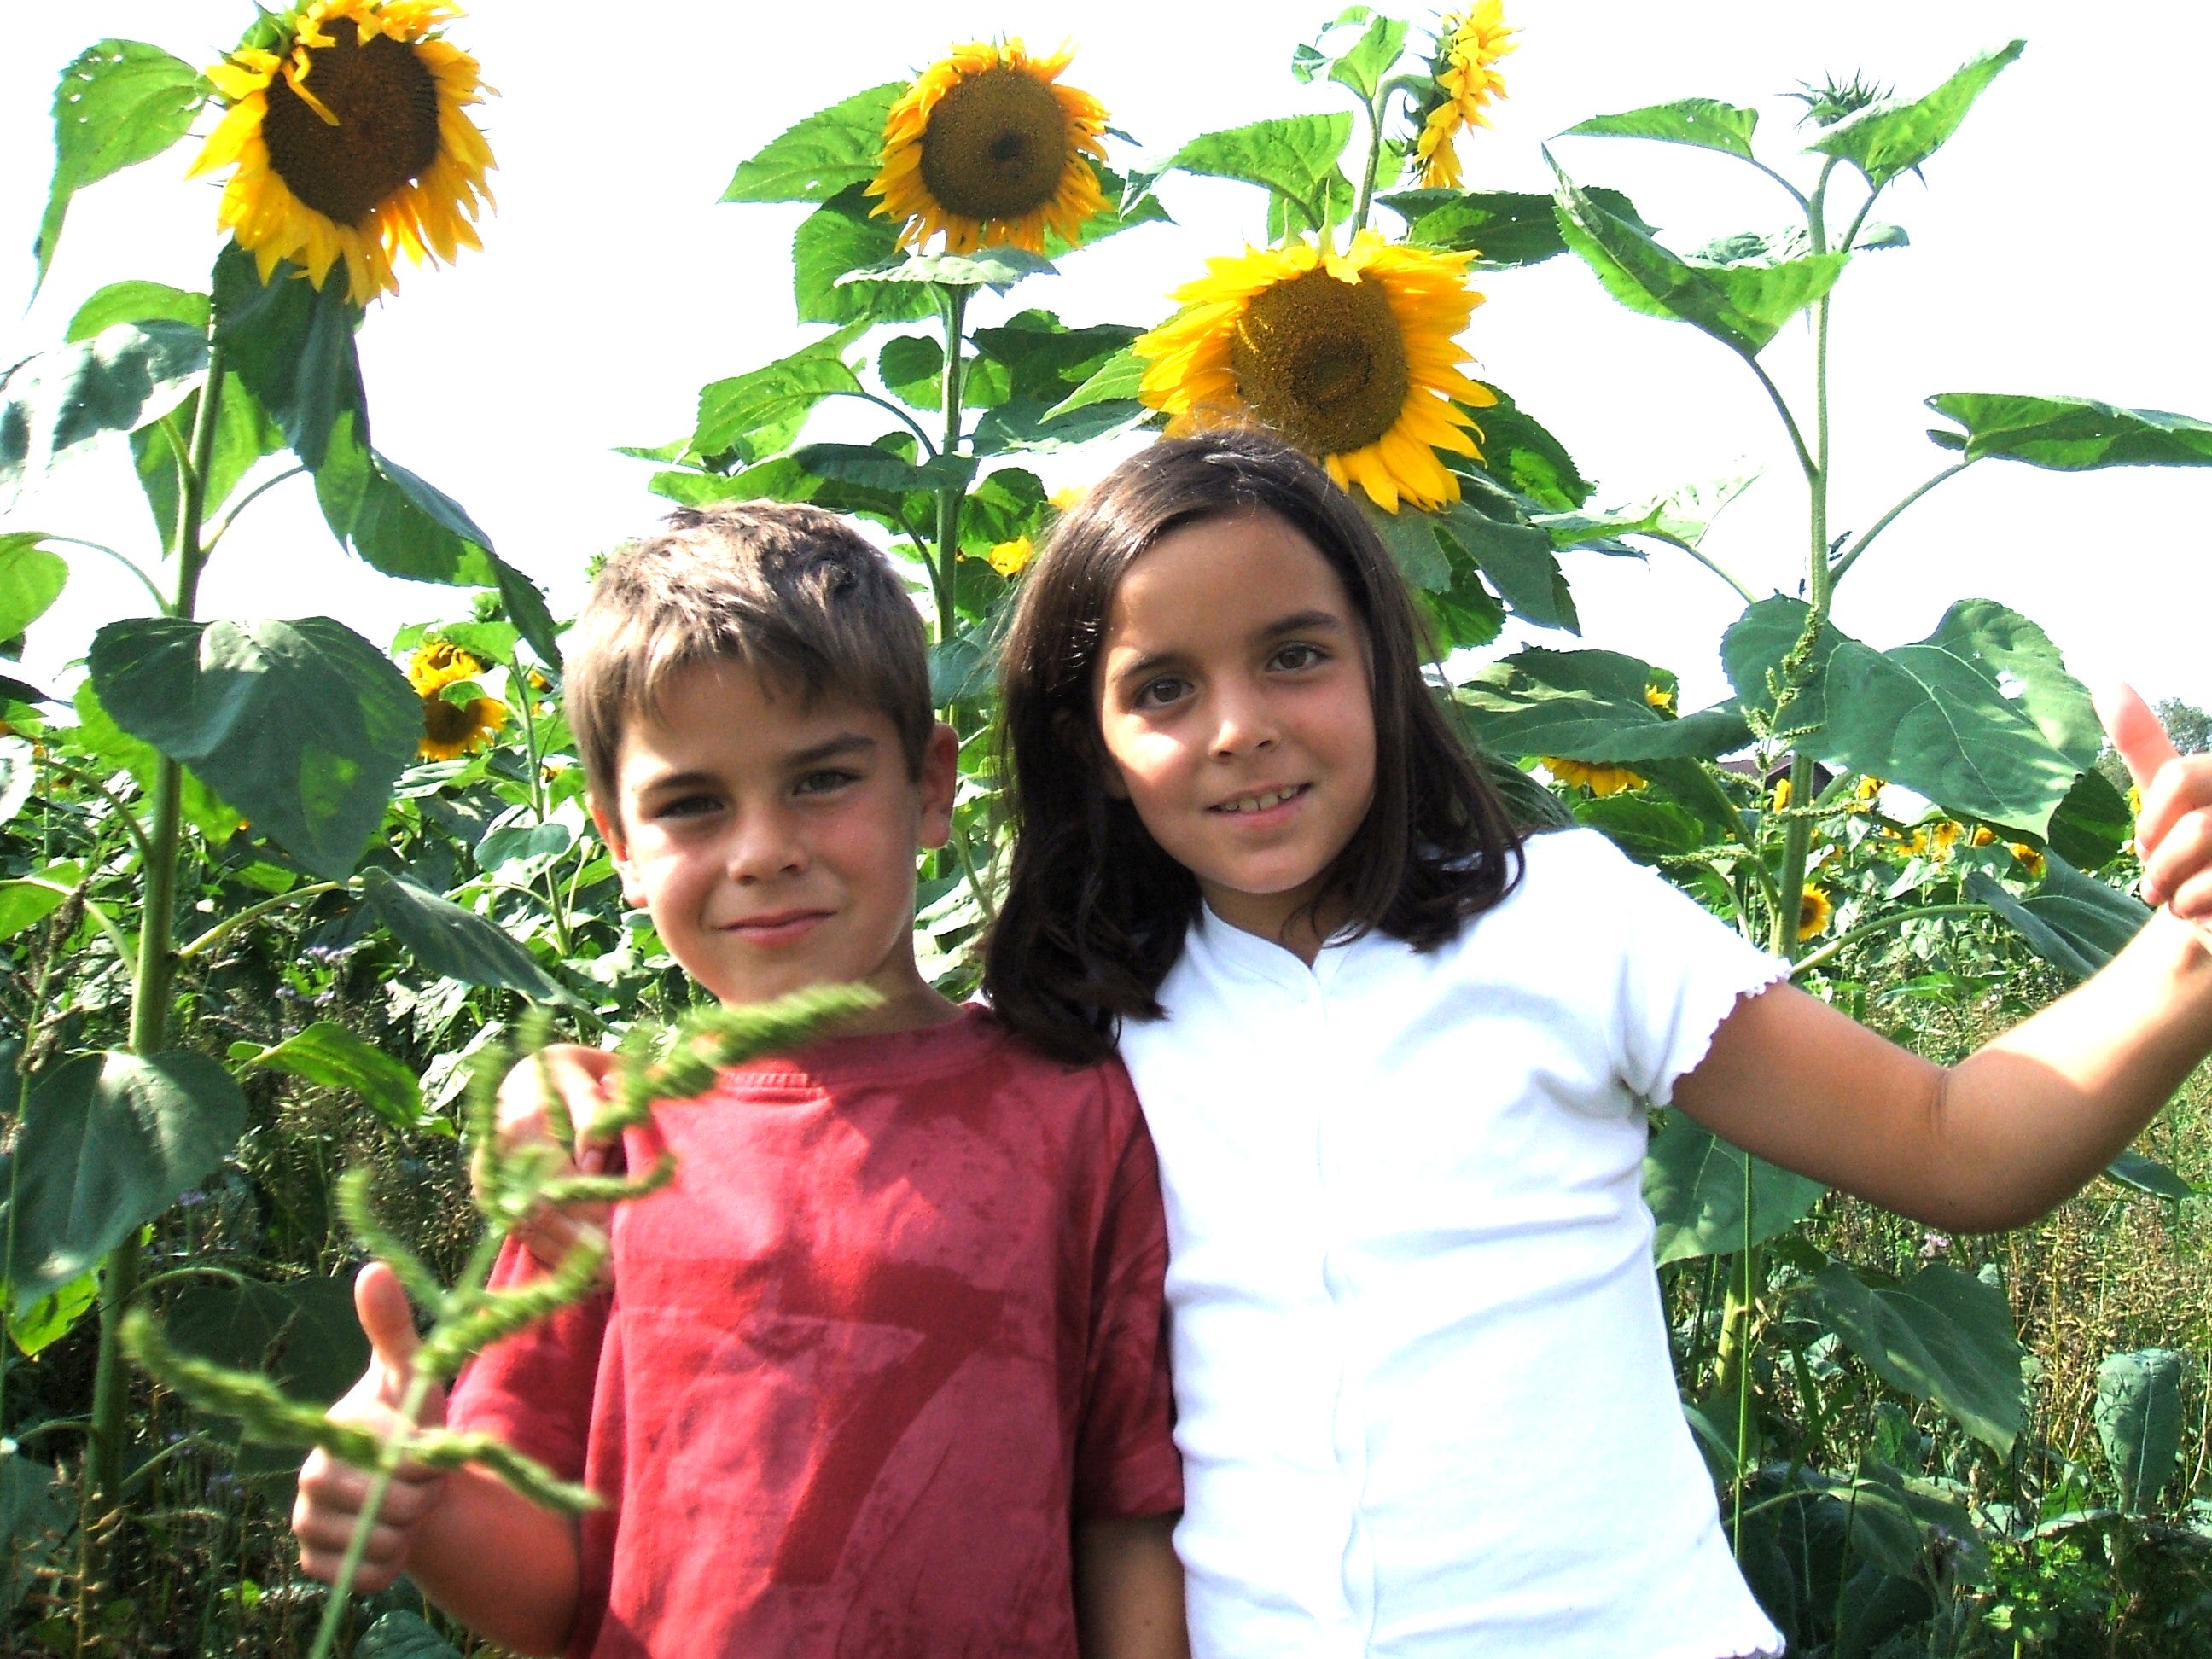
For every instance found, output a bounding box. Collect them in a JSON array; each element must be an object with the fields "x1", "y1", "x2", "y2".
[{"x1": 565, "y1": 501, "x2": 933, "y2": 812}]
